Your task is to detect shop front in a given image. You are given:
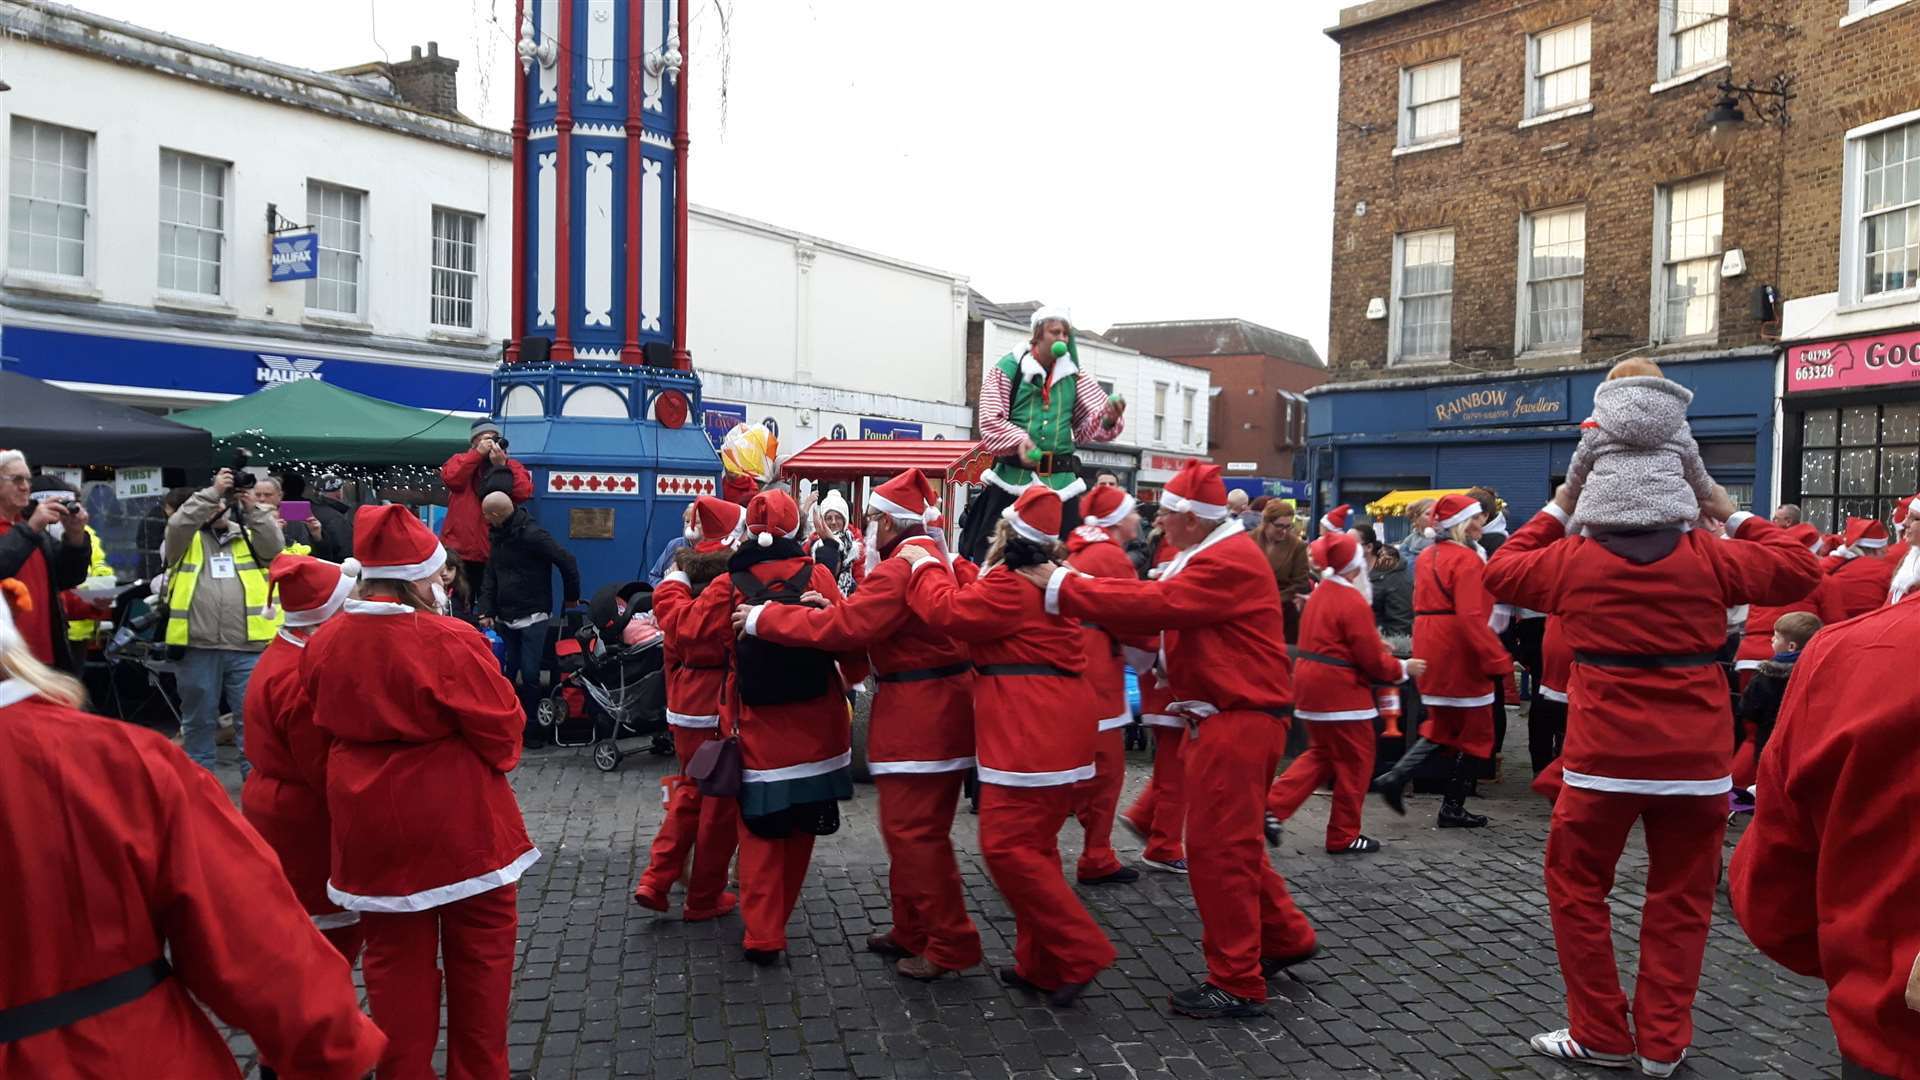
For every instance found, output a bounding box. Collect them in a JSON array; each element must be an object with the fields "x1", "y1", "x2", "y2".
[
  {"x1": 1075, "y1": 446, "x2": 1140, "y2": 494},
  {"x1": 1780, "y1": 324, "x2": 1920, "y2": 534},
  {"x1": 1136, "y1": 451, "x2": 1210, "y2": 503},
  {"x1": 1305, "y1": 350, "x2": 1777, "y2": 542}
]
